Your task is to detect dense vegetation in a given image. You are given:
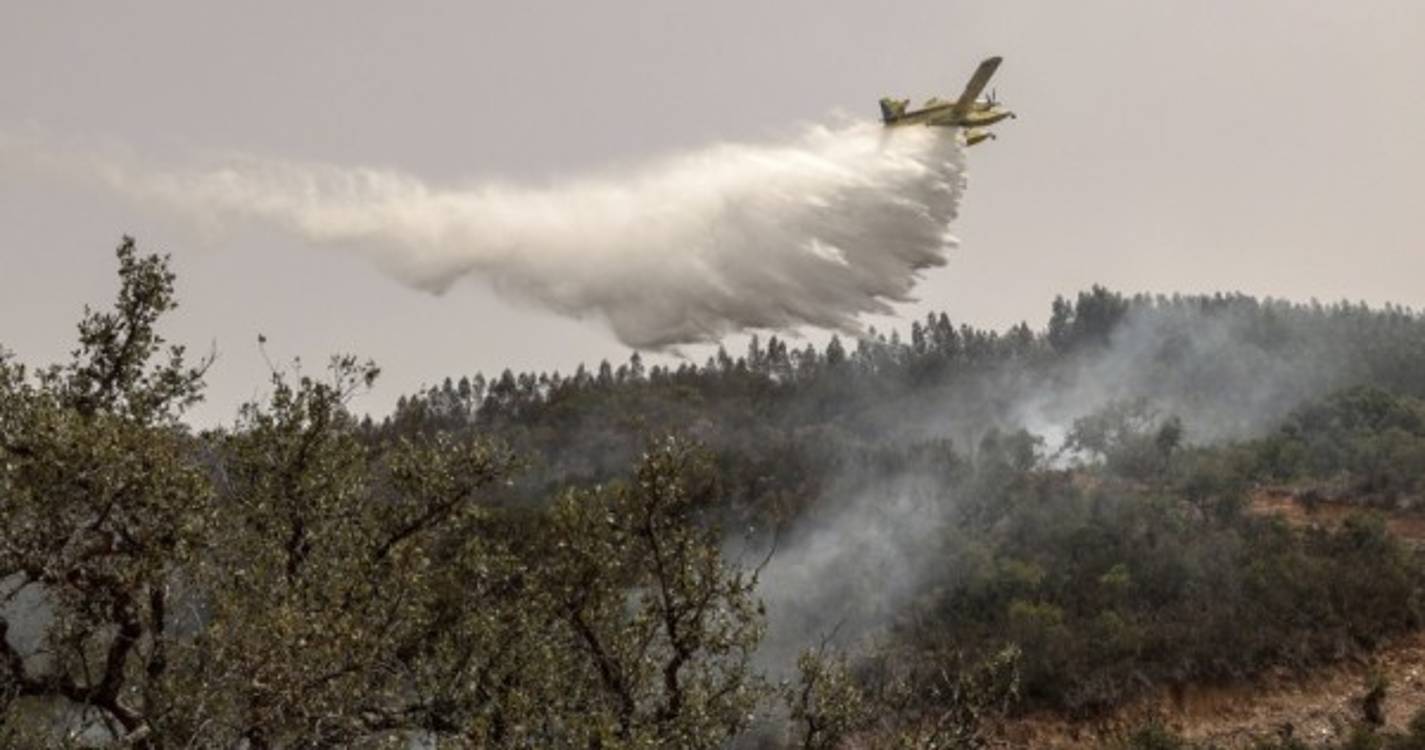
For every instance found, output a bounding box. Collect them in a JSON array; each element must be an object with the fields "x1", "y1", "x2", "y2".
[
  {"x1": 3, "y1": 239, "x2": 1424, "y2": 747},
  {"x1": 387, "y1": 270, "x2": 1425, "y2": 719},
  {"x1": 1250, "y1": 386, "x2": 1425, "y2": 508}
]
